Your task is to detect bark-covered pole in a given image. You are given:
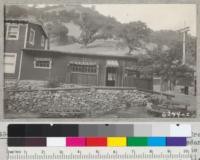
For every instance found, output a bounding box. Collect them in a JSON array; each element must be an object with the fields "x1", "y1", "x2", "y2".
[
  {"x1": 178, "y1": 27, "x2": 190, "y2": 65},
  {"x1": 177, "y1": 27, "x2": 190, "y2": 95}
]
